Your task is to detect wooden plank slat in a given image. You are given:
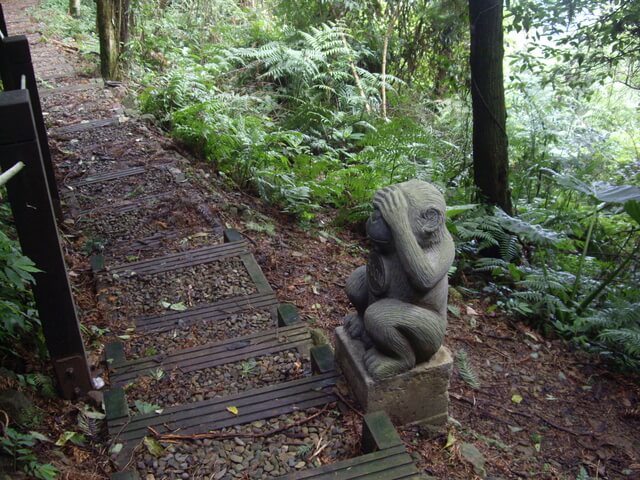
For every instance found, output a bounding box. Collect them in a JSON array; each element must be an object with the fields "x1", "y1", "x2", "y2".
[
  {"x1": 107, "y1": 241, "x2": 249, "y2": 276},
  {"x1": 240, "y1": 252, "x2": 273, "y2": 294},
  {"x1": 115, "y1": 386, "x2": 337, "y2": 443},
  {"x1": 111, "y1": 324, "x2": 311, "y2": 384},
  {"x1": 135, "y1": 291, "x2": 277, "y2": 332},
  {"x1": 69, "y1": 166, "x2": 146, "y2": 187},
  {"x1": 115, "y1": 323, "x2": 306, "y2": 368},
  {"x1": 39, "y1": 79, "x2": 102, "y2": 97},
  {"x1": 112, "y1": 394, "x2": 337, "y2": 469},
  {"x1": 50, "y1": 116, "x2": 120, "y2": 136},
  {"x1": 108, "y1": 370, "x2": 338, "y2": 427}
]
